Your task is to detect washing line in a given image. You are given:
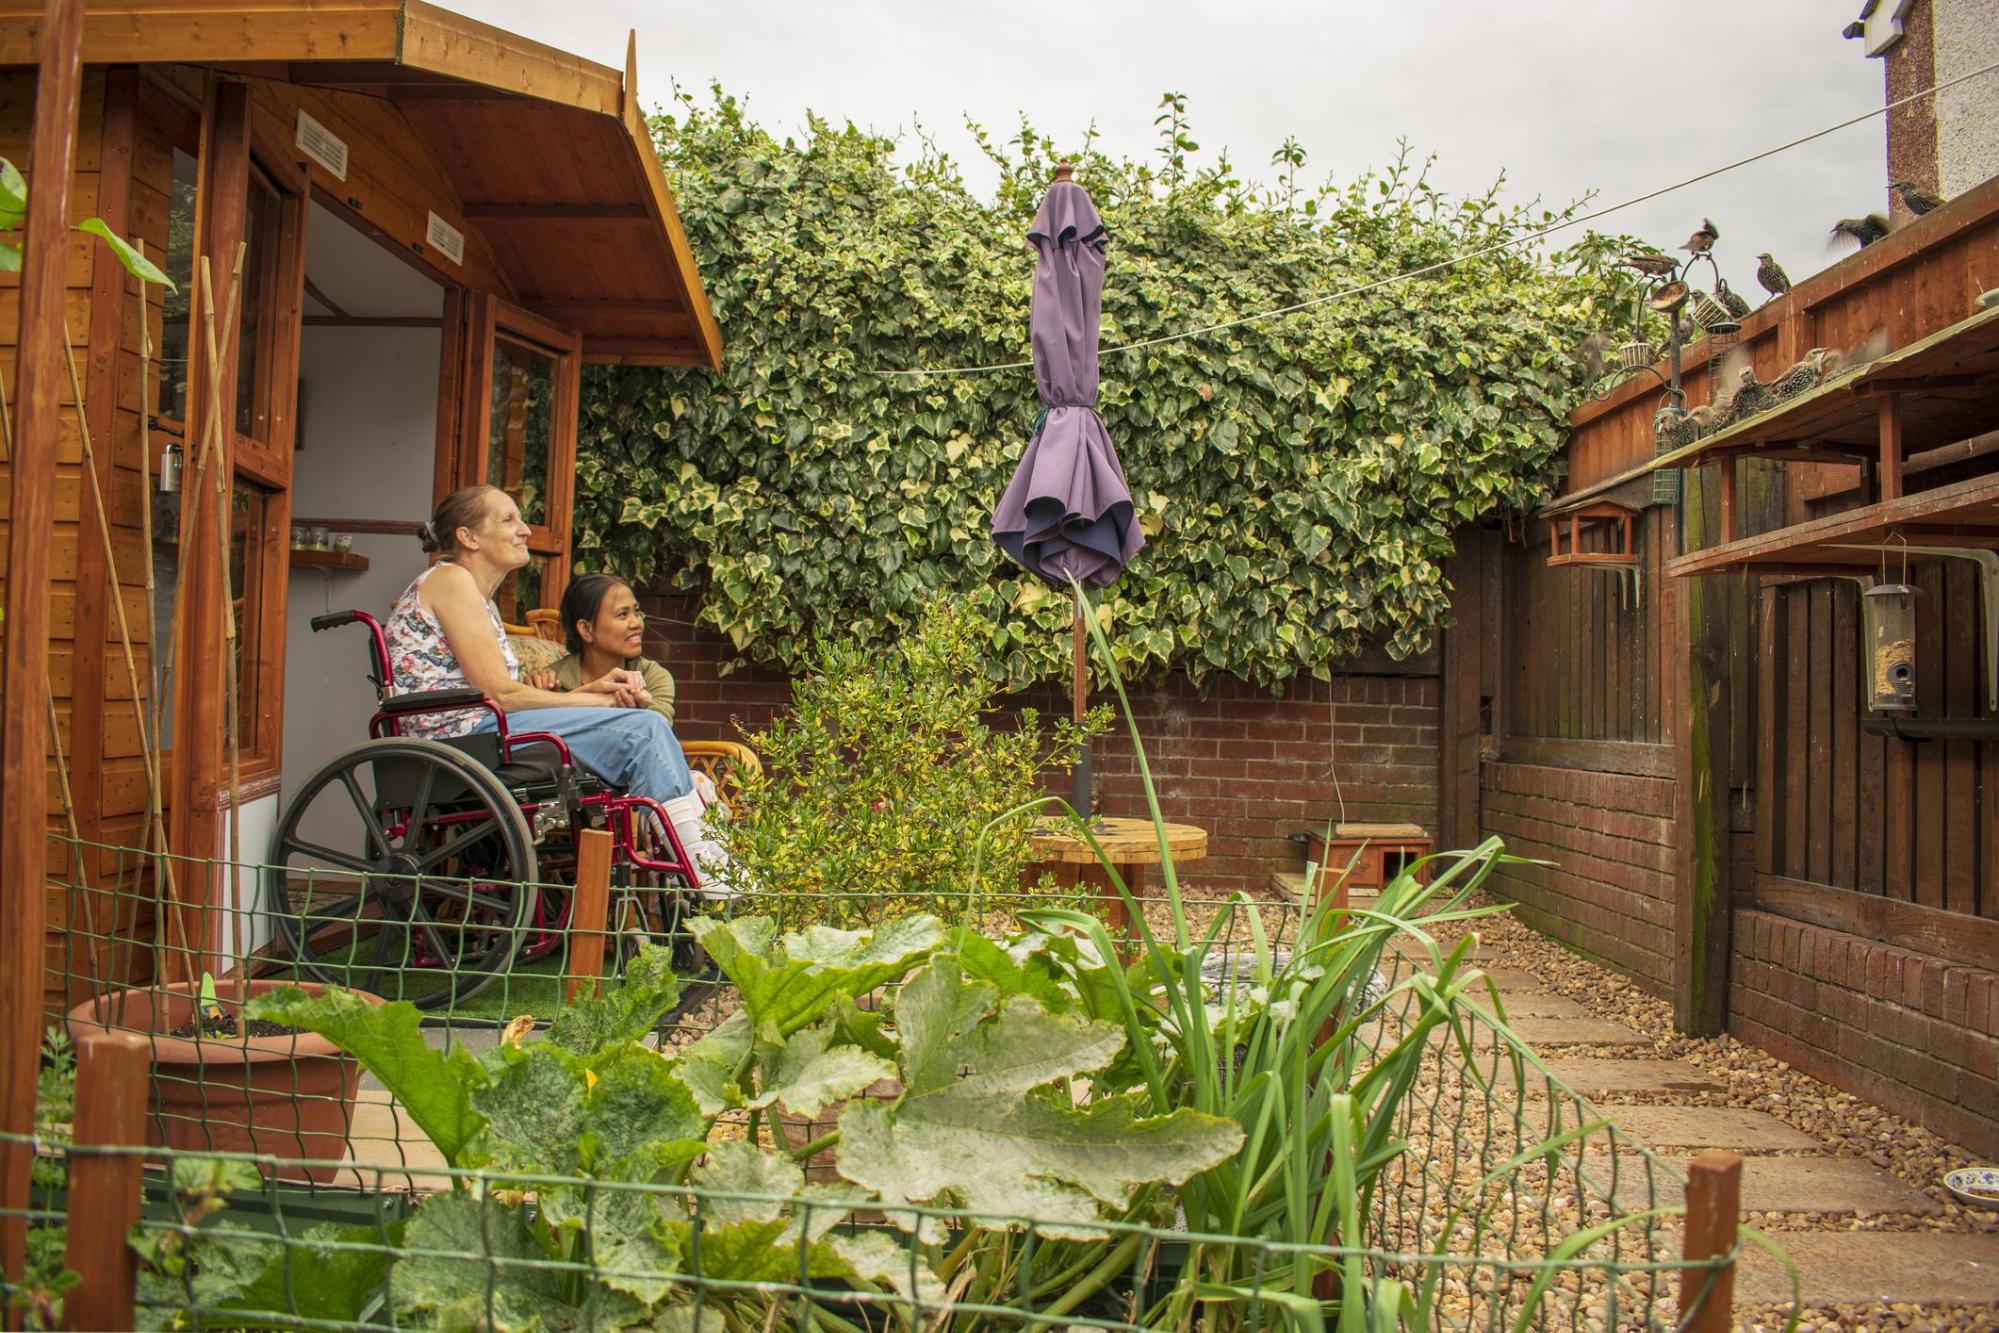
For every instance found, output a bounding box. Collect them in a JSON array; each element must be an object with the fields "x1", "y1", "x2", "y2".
[{"x1": 868, "y1": 57, "x2": 1999, "y2": 380}]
